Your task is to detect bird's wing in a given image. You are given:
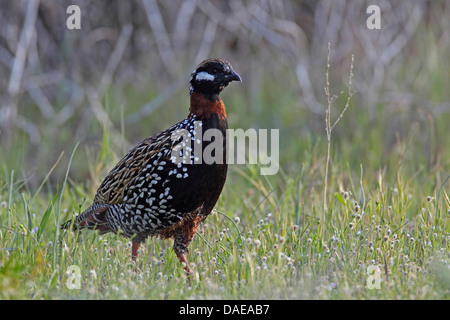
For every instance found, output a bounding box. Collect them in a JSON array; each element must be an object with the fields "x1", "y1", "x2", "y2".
[{"x1": 93, "y1": 131, "x2": 174, "y2": 205}]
